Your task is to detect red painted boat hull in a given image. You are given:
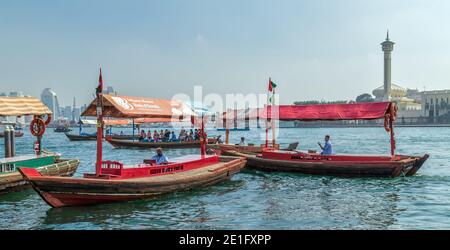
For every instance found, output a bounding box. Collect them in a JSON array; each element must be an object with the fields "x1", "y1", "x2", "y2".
[
  {"x1": 223, "y1": 150, "x2": 429, "y2": 178},
  {"x1": 18, "y1": 156, "x2": 246, "y2": 207}
]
